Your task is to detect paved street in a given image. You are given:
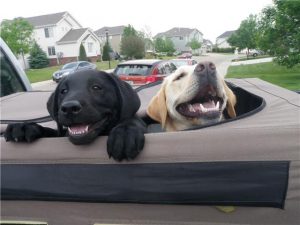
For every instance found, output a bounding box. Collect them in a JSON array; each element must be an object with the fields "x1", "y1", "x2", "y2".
[
  {"x1": 193, "y1": 53, "x2": 237, "y2": 77},
  {"x1": 32, "y1": 53, "x2": 236, "y2": 91}
]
